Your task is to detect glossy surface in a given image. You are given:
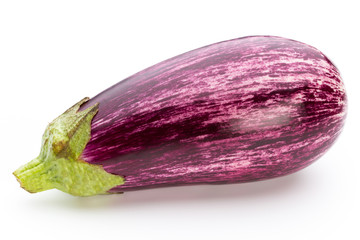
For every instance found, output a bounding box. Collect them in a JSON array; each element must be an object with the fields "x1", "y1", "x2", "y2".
[{"x1": 80, "y1": 36, "x2": 347, "y2": 192}]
